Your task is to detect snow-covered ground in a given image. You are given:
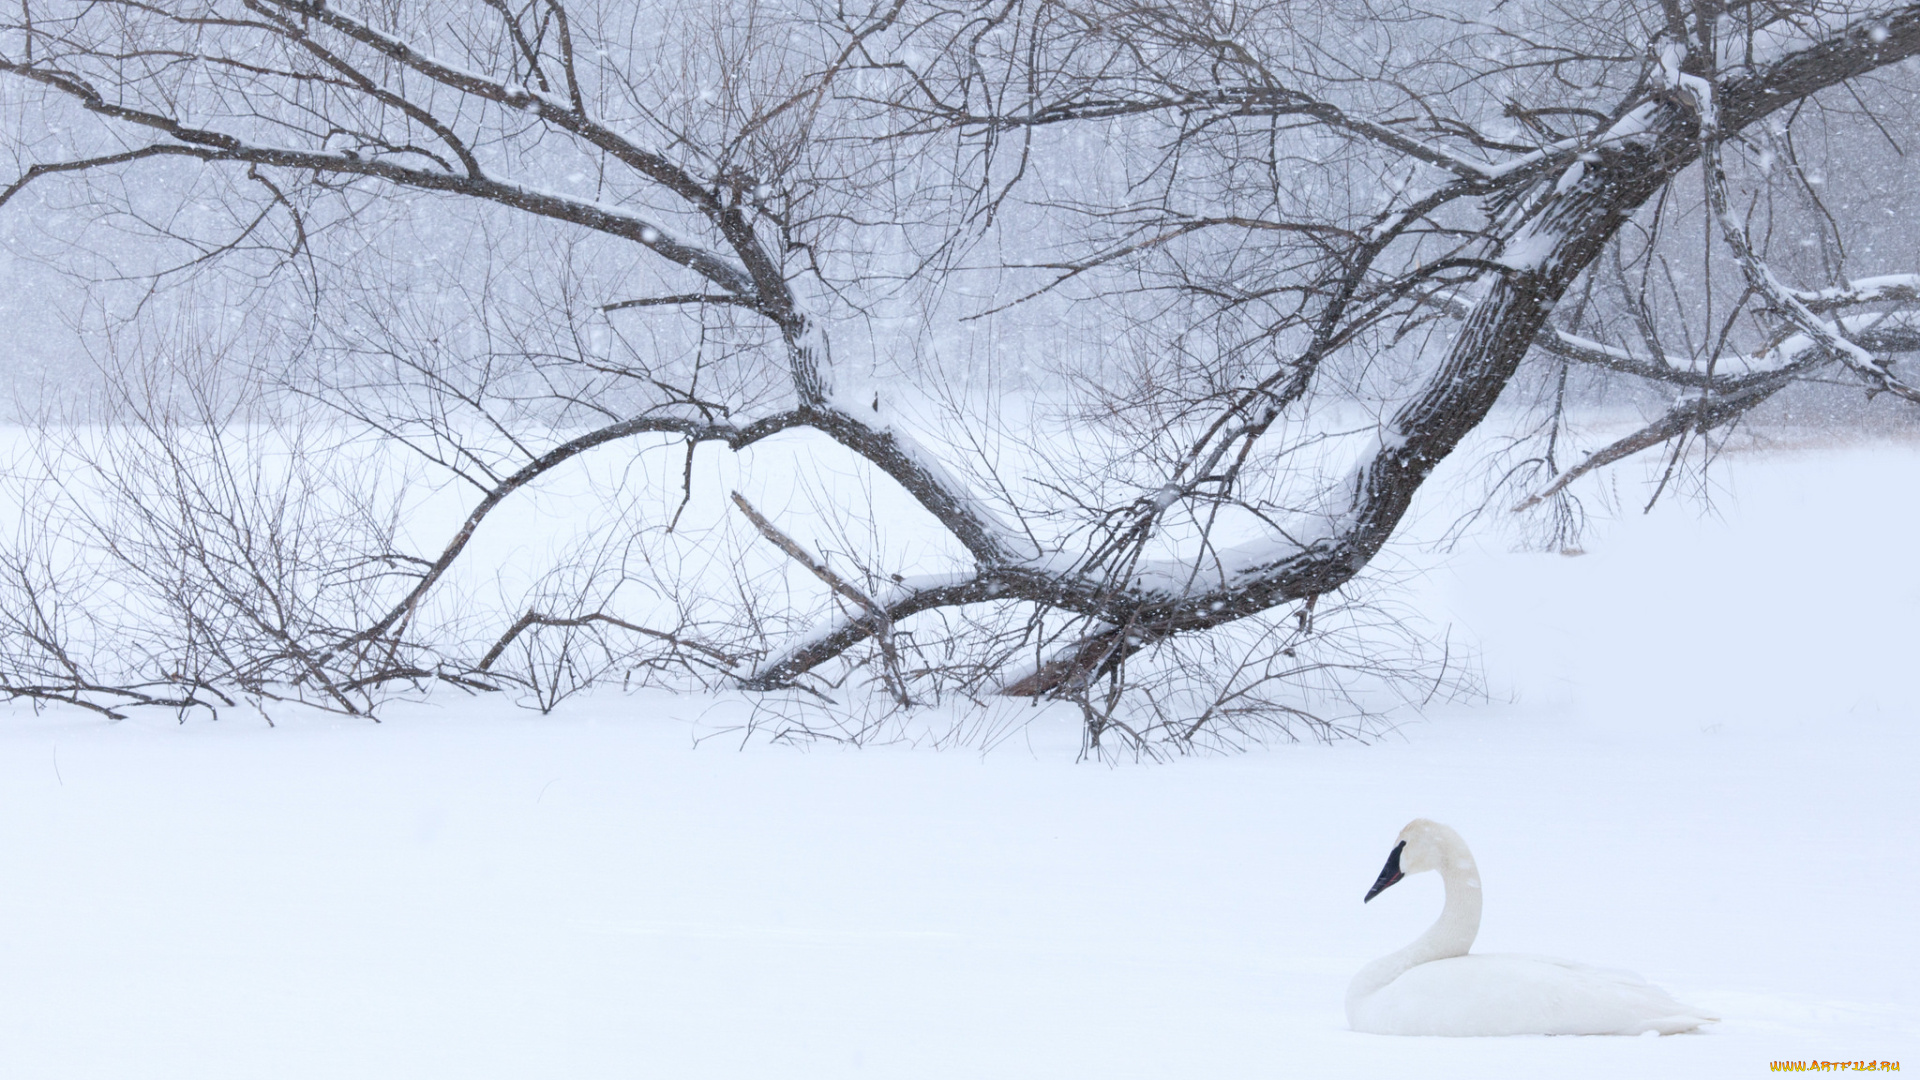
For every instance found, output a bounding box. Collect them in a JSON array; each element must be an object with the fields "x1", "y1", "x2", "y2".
[{"x1": 1, "y1": 442, "x2": 1914, "y2": 1078}]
